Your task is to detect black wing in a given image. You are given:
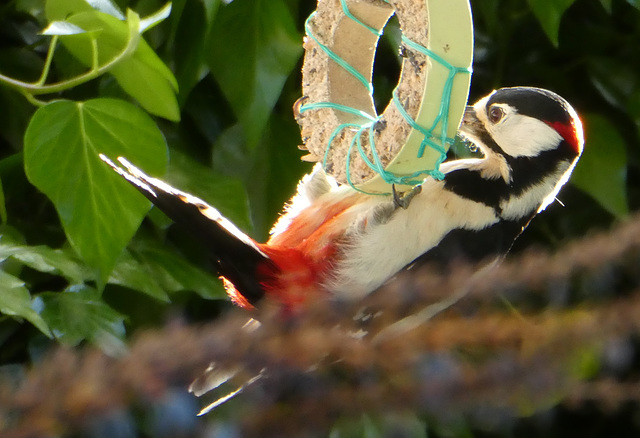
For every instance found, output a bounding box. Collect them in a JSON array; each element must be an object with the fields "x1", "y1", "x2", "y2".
[{"x1": 100, "y1": 154, "x2": 270, "y2": 305}]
